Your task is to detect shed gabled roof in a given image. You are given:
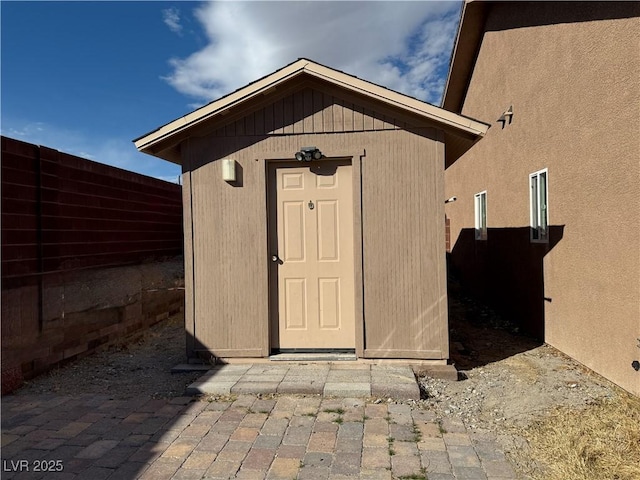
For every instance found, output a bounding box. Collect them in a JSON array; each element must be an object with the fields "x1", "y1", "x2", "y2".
[{"x1": 134, "y1": 58, "x2": 489, "y2": 164}]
